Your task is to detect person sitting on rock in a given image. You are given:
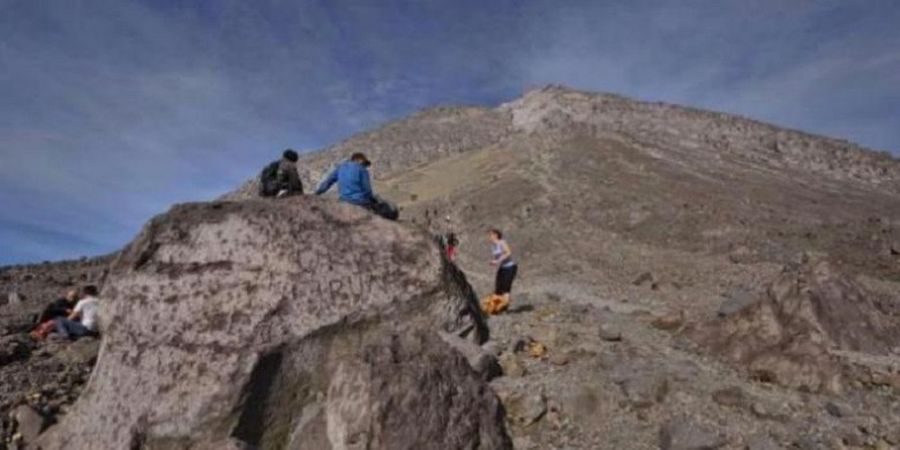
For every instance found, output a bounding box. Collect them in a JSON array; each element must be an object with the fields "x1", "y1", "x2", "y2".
[
  {"x1": 314, "y1": 152, "x2": 398, "y2": 220},
  {"x1": 259, "y1": 149, "x2": 304, "y2": 198},
  {"x1": 53, "y1": 285, "x2": 101, "y2": 340}
]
